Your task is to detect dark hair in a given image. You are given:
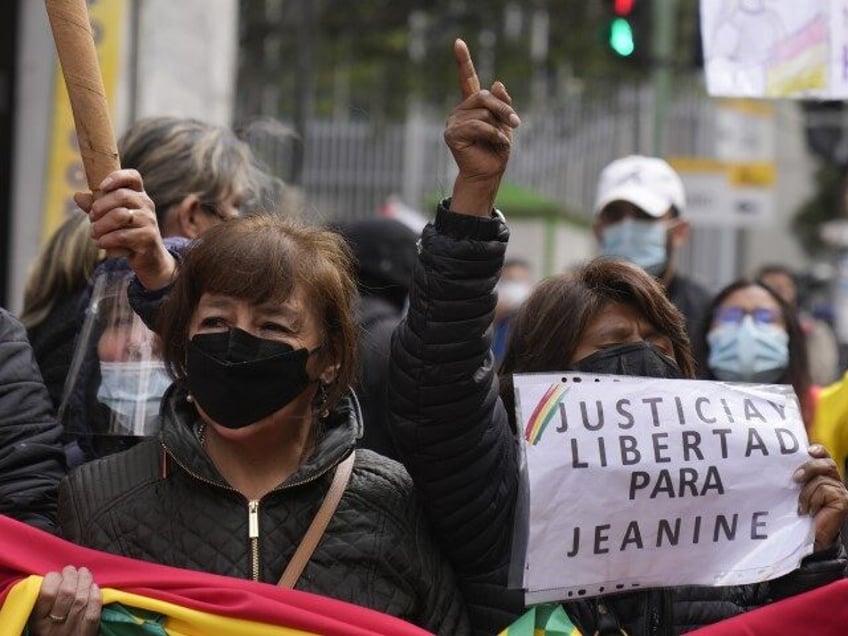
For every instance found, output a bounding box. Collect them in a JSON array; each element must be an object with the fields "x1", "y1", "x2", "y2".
[
  {"x1": 157, "y1": 215, "x2": 358, "y2": 410},
  {"x1": 335, "y1": 218, "x2": 418, "y2": 311},
  {"x1": 499, "y1": 258, "x2": 695, "y2": 427},
  {"x1": 696, "y1": 279, "x2": 811, "y2": 424}
]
